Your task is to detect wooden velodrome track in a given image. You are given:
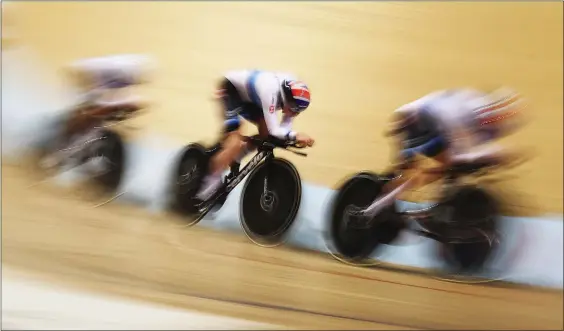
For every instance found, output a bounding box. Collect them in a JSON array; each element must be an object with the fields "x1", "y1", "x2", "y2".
[
  {"x1": 3, "y1": 2, "x2": 563, "y2": 330},
  {"x1": 3, "y1": 165, "x2": 563, "y2": 330}
]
